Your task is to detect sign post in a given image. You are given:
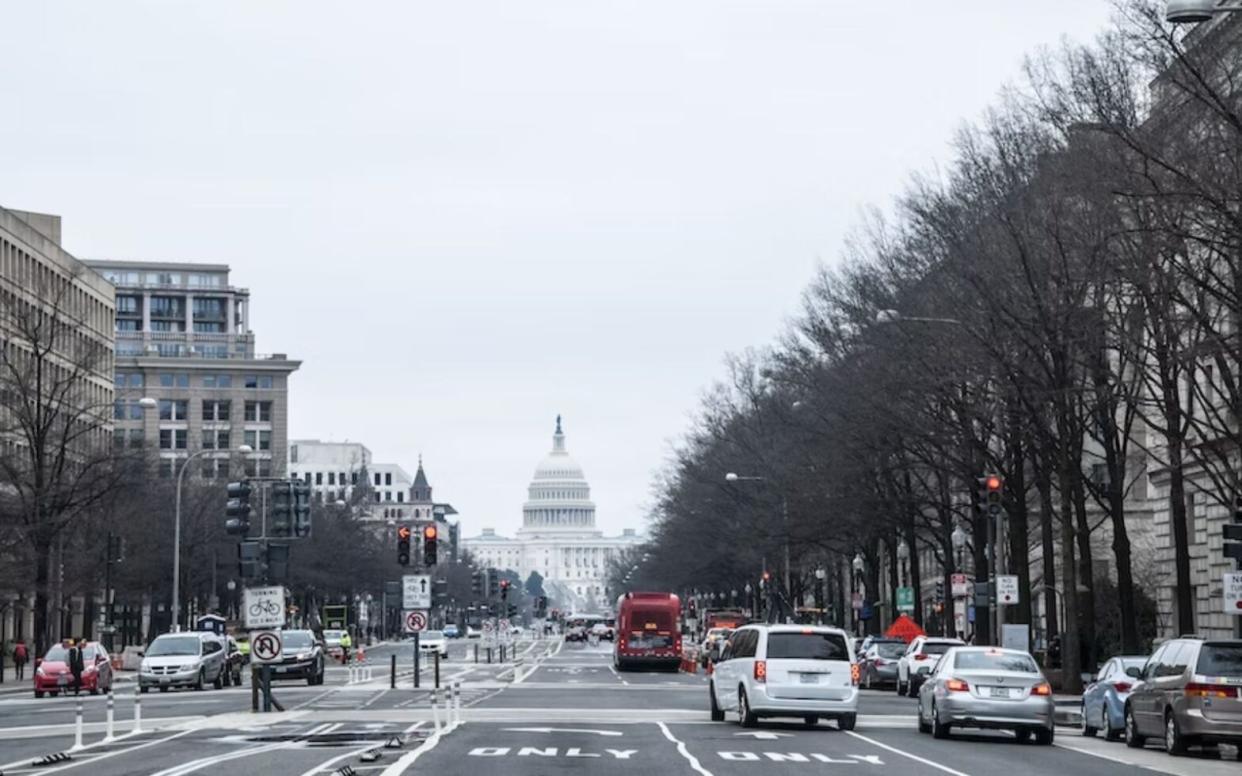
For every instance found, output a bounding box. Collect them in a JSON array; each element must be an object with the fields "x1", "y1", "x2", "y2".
[{"x1": 249, "y1": 630, "x2": 282, "y2": 713}]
